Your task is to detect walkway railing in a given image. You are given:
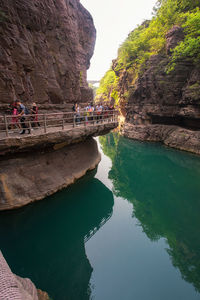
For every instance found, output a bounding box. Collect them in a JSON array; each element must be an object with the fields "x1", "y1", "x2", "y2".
[
  {"x1": 84, "y1": 213, "x2": 112, "y2": 244},
  {"x1": 0, "y1": 110, "x2": 119, "y2": 138}
]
